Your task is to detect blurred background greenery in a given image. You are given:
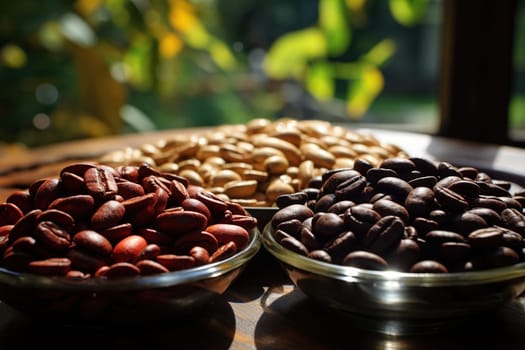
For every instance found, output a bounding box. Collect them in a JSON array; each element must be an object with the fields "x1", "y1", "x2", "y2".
[{"x1": 0, "y1": 0, "x2": 524, "y2": 149}]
